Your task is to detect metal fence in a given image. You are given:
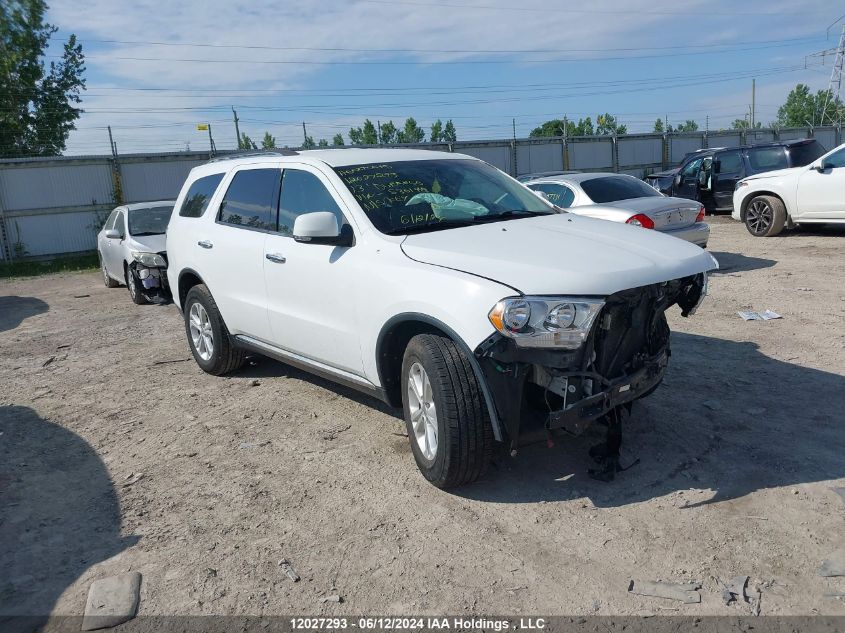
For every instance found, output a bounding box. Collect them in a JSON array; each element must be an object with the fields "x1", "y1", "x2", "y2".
[{"x1": 1, "y1": 125, "x2": 841, "y2": 260}]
